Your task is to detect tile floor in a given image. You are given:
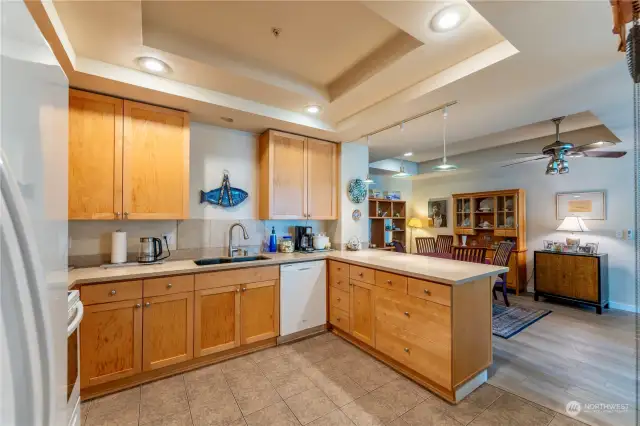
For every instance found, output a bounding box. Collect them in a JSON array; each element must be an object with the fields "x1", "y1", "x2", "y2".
[{"x1": 80, "y1": 331, "x2": 590, "y2": 426}]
